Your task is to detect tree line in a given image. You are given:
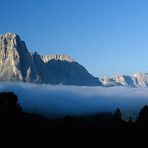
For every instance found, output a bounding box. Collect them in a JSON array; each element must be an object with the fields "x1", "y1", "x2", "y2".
[{"x1": 0, "y1": 92, "x2": 148, "y2": 148}]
